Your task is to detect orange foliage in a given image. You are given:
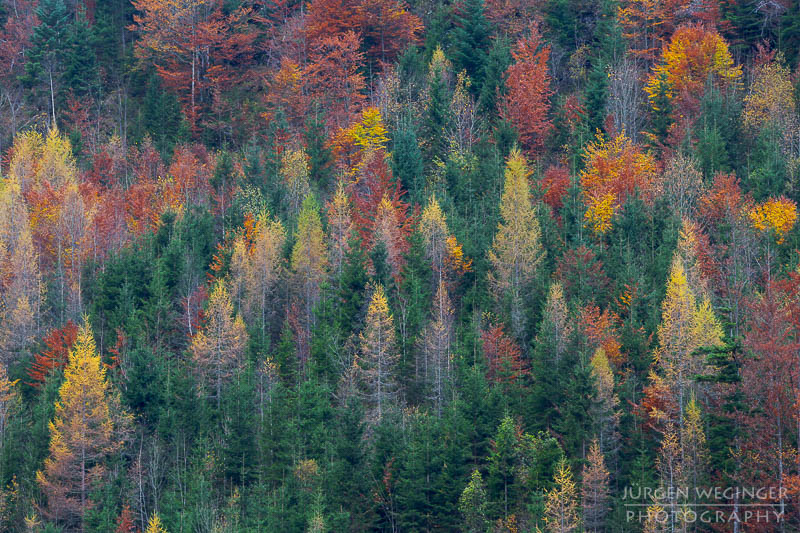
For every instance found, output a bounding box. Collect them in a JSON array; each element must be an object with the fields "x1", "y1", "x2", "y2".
[
  {"x1": 541, "y1": 164, "x2": 571, "y2": 214},
  {"x1": 749, "y1": 197, "x2": 798, "y2": 244},
  {"x1": 304, "y1": 31, "x2": 367, "y2": 132},
  {"x1": 304, "y1": 0, "x2": 421, "y2": 67},
  {"x1": 27, "y1": 321, "x2": 79, "y2": 388},
  {"x1": 580, "y1": 133, "x2": 657, "y2": 234},
  {"x1": 482, "y1": 321, "x2": 528, "y2": 385},
  {"x1": 580, "y1": 304, "x2": 624, "y2": 368},
  {"x1": 501, "y1": 24, "x2": 553, "y2": 157}
]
